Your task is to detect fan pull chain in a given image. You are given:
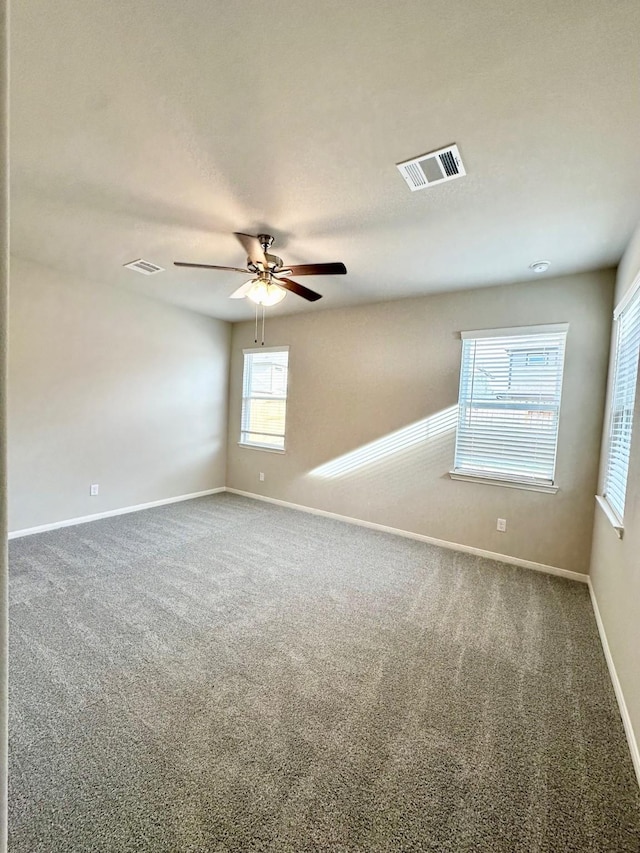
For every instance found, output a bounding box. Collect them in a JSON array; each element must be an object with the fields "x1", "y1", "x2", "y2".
[{"x1": 253, "y1": 305, "x2": 267, "y2": 345}]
